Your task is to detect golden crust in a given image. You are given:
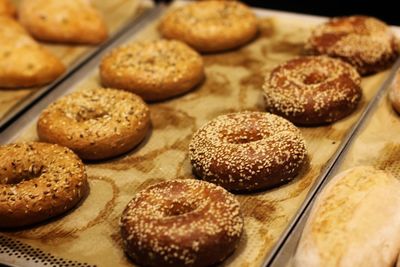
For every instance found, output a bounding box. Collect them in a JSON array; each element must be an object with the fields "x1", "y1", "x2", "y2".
[
  {"x1": 0, "y1": 17, "x2": 65, "y2": 88},
  {"x1": 158, "y1": 1, "x2": 258, "y2": 53},
  {"x1": 294, "y1": 166, "x2": 400, "y2": 267},
  {"x1": 306, "y1": 16, "x2": 399, "y2": 75},
  {"x1": 19, "y1": 0, "x2": 108, "y2": 44},
  {"x1": 263, "y1": 56, "x2": 362, "y2": 125},
  {"x1": 100, "y1": 40, "x2": 205, "y2": 101},
  {"x1": 37, "y1": 88, "x2": 150, "y2": 160},
  {"x1": 0, "y1": 142, "x2": 88, "y2": 228},
  {"x1": 189, "y1": 111, "x2": 307, "y2": 192},
  {"x1": 120, "y1": 179, "x2": 243, "y2": 267},
  {"x1": 0, "y1": 0, "x2": 16, "y2": 17}
]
